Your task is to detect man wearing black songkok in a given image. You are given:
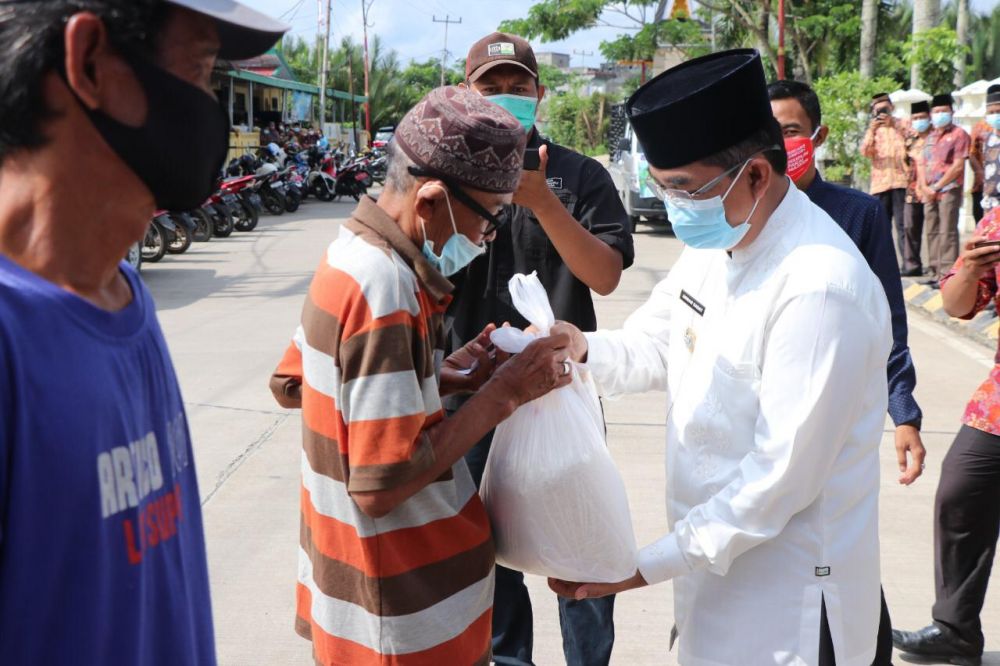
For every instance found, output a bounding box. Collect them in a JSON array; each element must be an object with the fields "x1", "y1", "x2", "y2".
[{"x1": 547, "y1": 49, "x2": 891, "y2": 666}]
